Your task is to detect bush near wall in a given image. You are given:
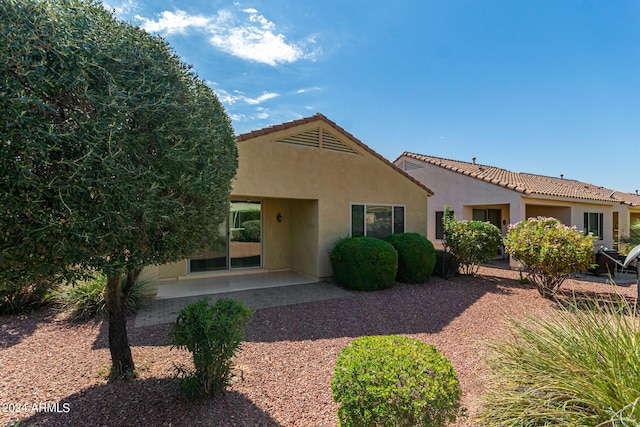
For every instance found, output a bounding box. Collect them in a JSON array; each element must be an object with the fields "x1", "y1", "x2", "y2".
[
  {"x1": 330, "y1": 237, "x2": 398, "y2": 291},
  {"x1": 331, "y1": 335, "x2": 464, "y2": 426},
  {"x1": 384, "y1": 233, "x2": 436, "y2": 283},
  {"x1": 442, "y1": 207, "x2": 502, "y2": 276},
  {"x1": 434, "y1": 250, "x2": 460, "y2": 279}
]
